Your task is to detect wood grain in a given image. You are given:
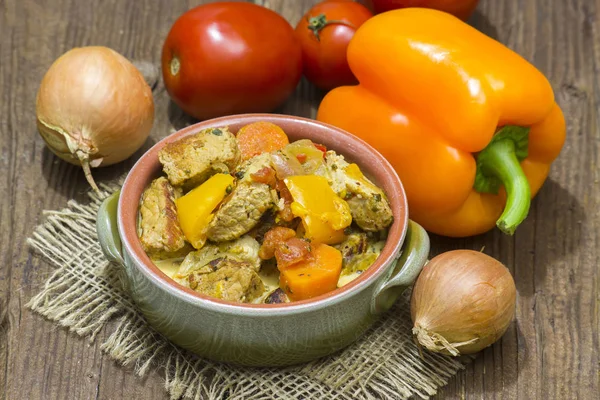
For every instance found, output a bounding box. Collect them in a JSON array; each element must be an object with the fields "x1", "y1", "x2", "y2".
[{"x1": 0, "y1": 0, "x2": 598, "y2": 399}]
